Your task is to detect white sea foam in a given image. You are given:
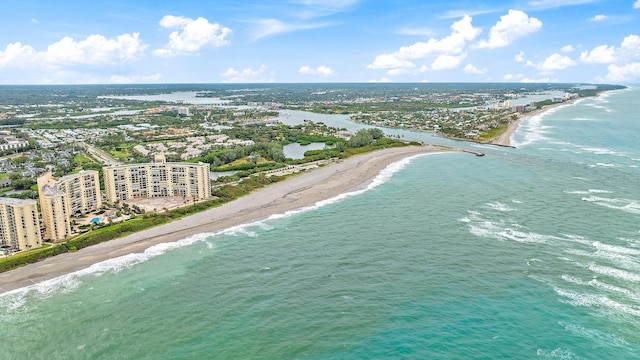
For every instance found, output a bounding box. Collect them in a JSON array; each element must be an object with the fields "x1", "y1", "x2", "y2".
[
  {"x1": 581, "y1": 196, "x2": 640, "y2": 215},
  {"x1": 560, "y1": 275, "x2": 640, "y2": 304},
  {"x1": 587, "y1": 264, "x2": 640, "y2": 283},
  {"x1": 536, "y1": 347, "x2": 583, "y2": 359},
  {"x1": 554, "y1": 286, "x2": 640, "y2": 317},
  {"x1": 560, "y1": 234, "x2": 593, "y2": 246},
  {"x1": 580, "y1": 146, "x2": 626, "y2": 157},
  {"x1": 572, "y1": 177, "x2": 590, "y2": 181},
  {"x1": 588, "y1": 163, "x2": 618, "y2": 168},
  {"x1": 467, "y1": 217, "x2": 552, "y2": 244},
  {"x1": 511, "y1": 111, "x2": 554, "y2": 148},
  {"x1": 558, "y1": 321, "x2": 629, "y2": 346},
  {"x1": 0, "y1": 231, "x2": 216, "y2": 309},
  {"x1": 527, "y1": 258, "x2": 543, "y2": 266},
  {"x1": 593, "y1": 241, "x2": 640, "y2": 256},
  {"x1": 565, "y1": 190, "x2": 589, "y2": 195},
  {"x1": 485, "y1": 201, "x2": 515, "y2": 212}
]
